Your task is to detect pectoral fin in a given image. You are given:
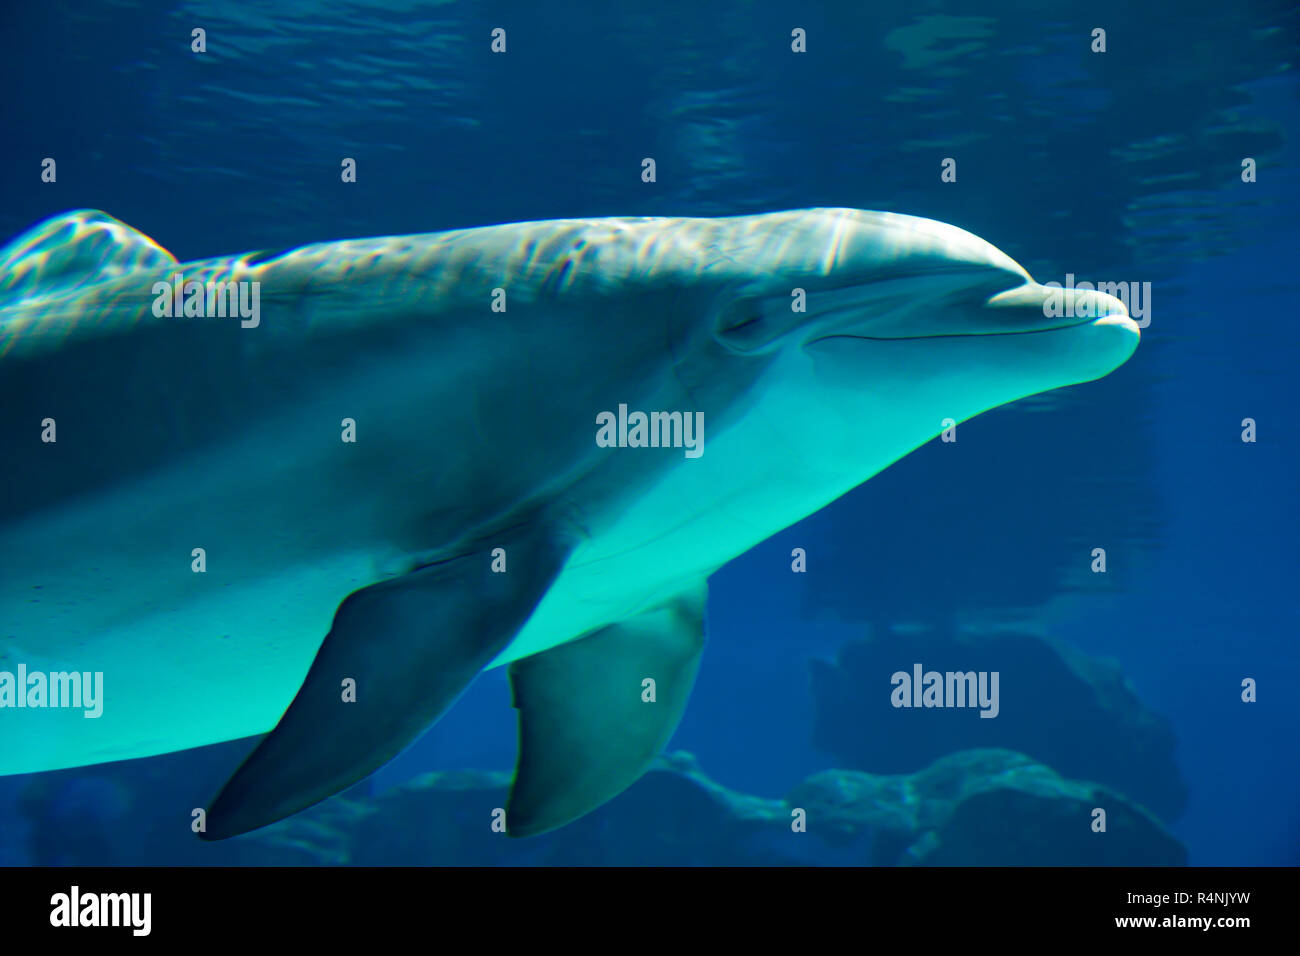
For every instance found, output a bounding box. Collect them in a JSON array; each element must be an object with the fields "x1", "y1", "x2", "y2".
[
  {"x1": 505, "y1": 586, "x2": 706, "y2": 837},
  {"x1": 201, "y1": 521, "x2": 566, "y2": 841}
]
